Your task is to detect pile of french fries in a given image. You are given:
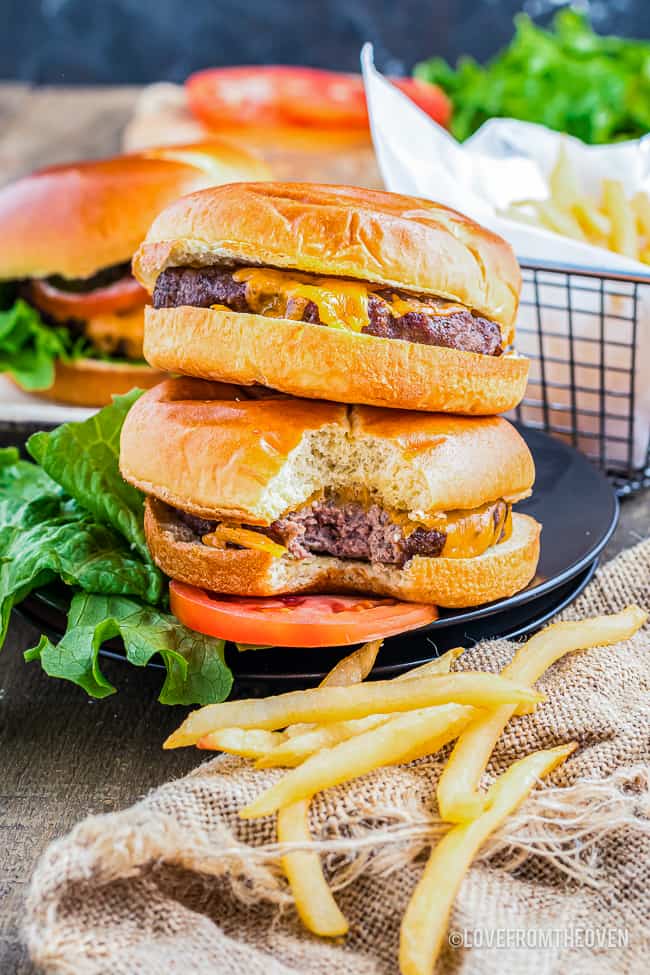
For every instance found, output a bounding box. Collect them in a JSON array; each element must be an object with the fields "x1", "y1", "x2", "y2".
[
  {"x1": 166, "y1": 605, "x2": 646, "y2": 974},
  {"x1": 502, "y1": 143, "x2": 650, "y2": 264}
]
